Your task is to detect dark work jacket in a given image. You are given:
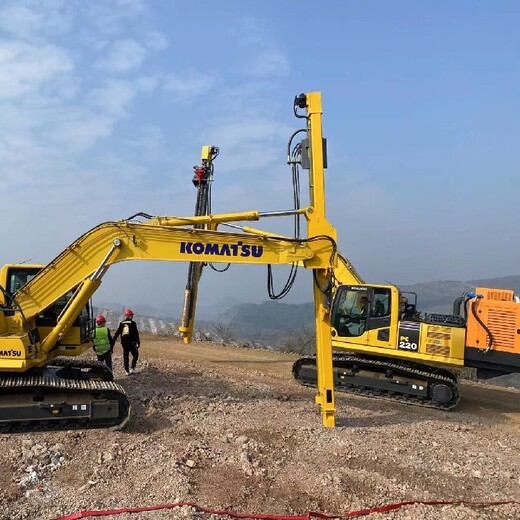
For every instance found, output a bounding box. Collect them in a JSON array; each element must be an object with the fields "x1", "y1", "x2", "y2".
[{"x1": 112, "y1": 319, "x2": 140, "y2": 348}]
